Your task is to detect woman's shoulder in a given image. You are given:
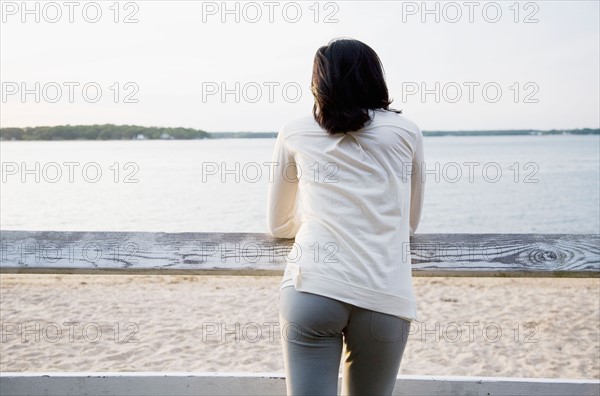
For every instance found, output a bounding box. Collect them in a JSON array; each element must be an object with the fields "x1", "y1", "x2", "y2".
[
  {"x1": 279, "y1": 115, "x2": 322, "y2": 138},
  {"x1": 371, "y1": 109, "x2": 421, "y2": 135}
]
